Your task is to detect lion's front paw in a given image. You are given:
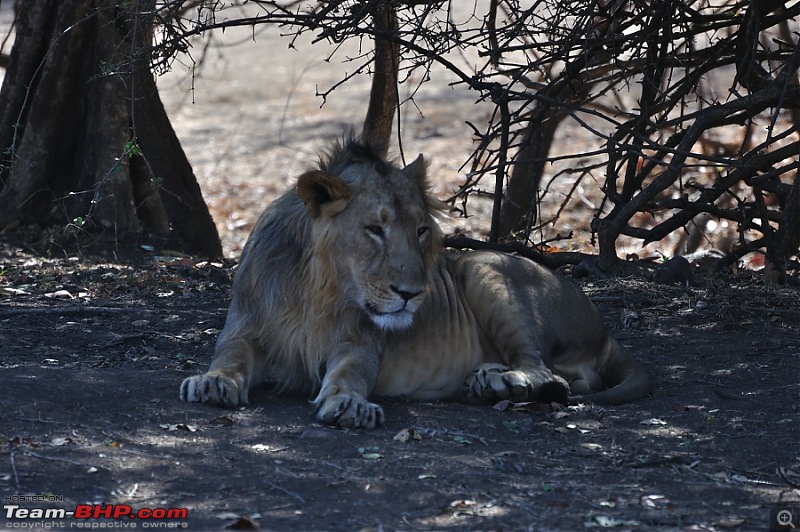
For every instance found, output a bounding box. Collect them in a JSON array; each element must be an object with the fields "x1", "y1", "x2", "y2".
[
  {"x1": 315, "y1": 393, "x2": 384, "y2": 429},
  {"x1": 464, "y1": 363, "x2": 570, "y2": 405},
  {"x1": 179, "y1": 372, "x2": 248, "y2": 407}
]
